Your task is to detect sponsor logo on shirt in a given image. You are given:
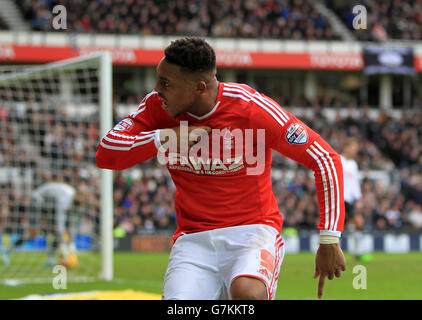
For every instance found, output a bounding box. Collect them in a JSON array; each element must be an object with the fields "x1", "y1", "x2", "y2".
[
  {"x1": 157, "y1": 122, "x2": 266, "y2": 176},
  {"x1": 285, "y1": 123, "x2": 308, "y2": 145},
  {"x1": 167, "y1": 154, "x2": 244, "y2": 175}
]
